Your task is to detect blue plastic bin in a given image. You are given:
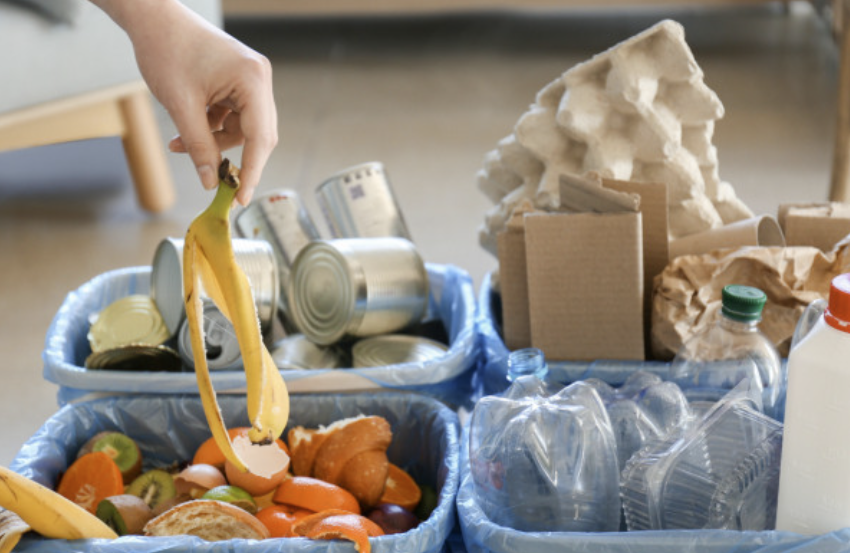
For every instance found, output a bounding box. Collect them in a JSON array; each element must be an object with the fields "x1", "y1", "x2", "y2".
[
  {"x1": 10, "y1": 392, "x2": 460, "y2": 553},
  {"x1": 43, "y1": 264, "x2": 479, "y2": 409}
]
